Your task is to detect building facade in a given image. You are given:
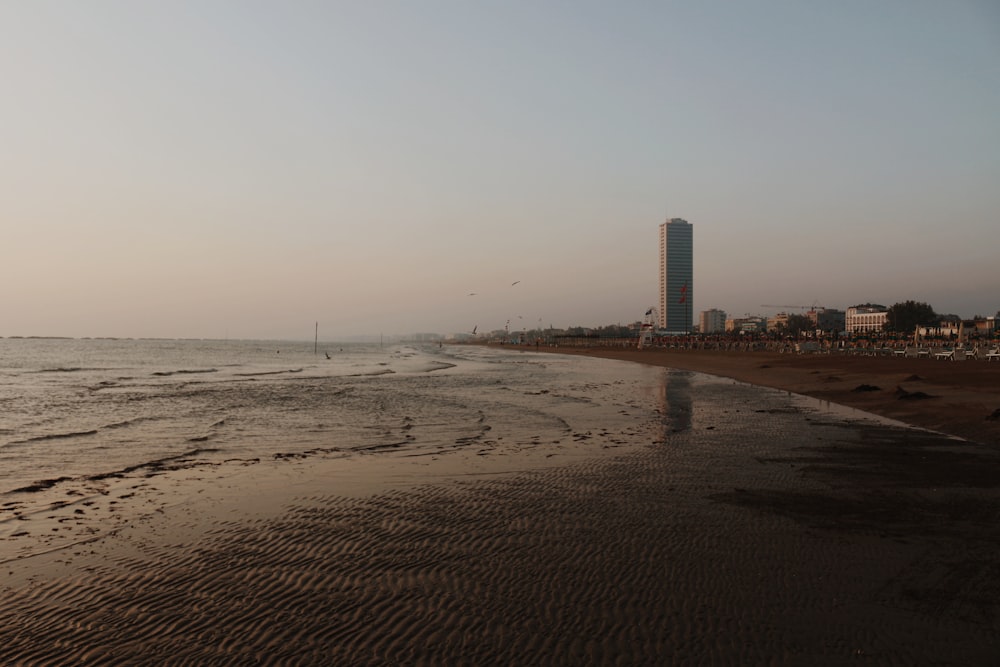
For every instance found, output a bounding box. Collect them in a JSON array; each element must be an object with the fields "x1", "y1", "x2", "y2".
[
  {"x1": 659, "y1": 218, "x2": 693, "y2": 333},
  {"x1": 845, "y1": 304, "x2": 888, "y2": 333},
  {"x1": 767, "y1": 312, "x2": 791, "y2": 332},
  {"x1": 699, "y1": 308, "x2": 727, "y2": 334},
  {"x1": 726, "y1": 315, "x2": 767, "y2": 334}
]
